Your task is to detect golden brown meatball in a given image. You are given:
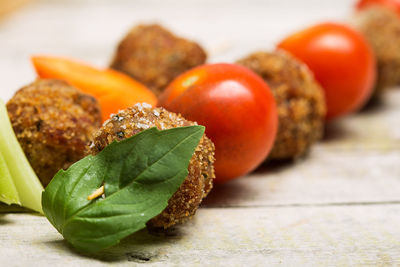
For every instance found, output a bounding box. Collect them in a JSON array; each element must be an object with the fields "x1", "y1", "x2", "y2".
[
  {"x1": 351, "y1": 6, "x2": 400, "y2": 96},
  {"x1": 7, "y1": 79, "x2": 102, "y2": 186},
  {"x1": 237, "y1": 50, "x2": 326, "y2": 160},
  {"x1": 89, "y1": 103, "x2": 215, "y2": 229},
  {"x1": 110, "y1": 24, "x2": 207, "y2": 96}
]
